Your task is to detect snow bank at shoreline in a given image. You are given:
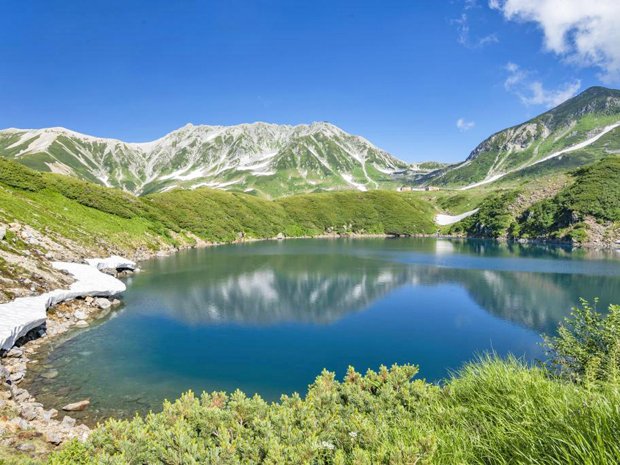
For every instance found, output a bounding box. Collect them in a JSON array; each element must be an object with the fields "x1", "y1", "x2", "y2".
[
  {"x1": 435, "y1": 209, "x2": 479, "y2": 226},
  {"x1": 85, "y1": 255, "x2": 137, "y2": 271},
  {"x1": 0, "y1": 257, "x2": 135, "y2": 351}
]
